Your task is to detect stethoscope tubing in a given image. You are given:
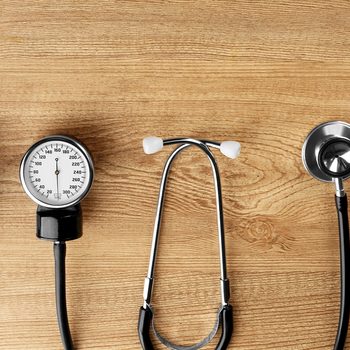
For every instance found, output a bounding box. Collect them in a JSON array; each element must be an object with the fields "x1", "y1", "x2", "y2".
[{"x1": 334, "y1": 194, "x2": 350, "y2": 350}]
